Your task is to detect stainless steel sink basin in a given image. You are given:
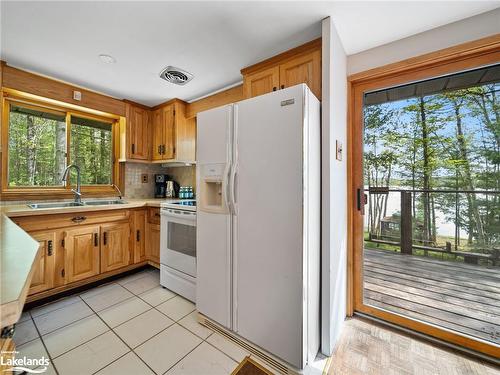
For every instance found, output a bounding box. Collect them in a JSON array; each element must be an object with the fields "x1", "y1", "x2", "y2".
[
  {"x1": 83, "y1": 200, "x2": 127, "y2": 206},
  {"x1": 28, "y1": 200, "x2": 127, "y2": 209},
  {"x1": 28, "y1": 202, "x2": 84, "y2": 209}
]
